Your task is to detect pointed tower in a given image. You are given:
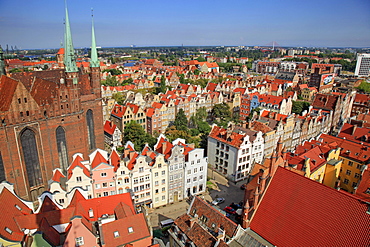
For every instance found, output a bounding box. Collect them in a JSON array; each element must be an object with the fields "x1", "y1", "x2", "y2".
[
  {"x1": 0, "y1": 46, "x2": 6, "y2": 76},
  {"x1": 90, "y1": 9, "x2": 101, "y2": 96},
  {"x1": 64, "y1": 0, "x2": 78, "y2": 84},
  {"x1": 242, "y1": 200, "x2": 250, "y2": 228}
]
